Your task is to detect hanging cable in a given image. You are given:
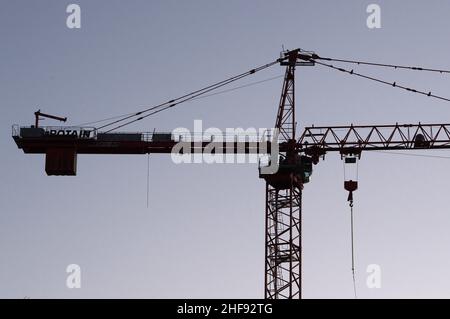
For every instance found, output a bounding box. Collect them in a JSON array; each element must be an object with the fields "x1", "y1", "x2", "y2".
[
  {"x1": 343, "y1": 154, "x2": 359, "y2": 299},
  {"x1": 146, "y1": 153, "x2": 150, "y2": 208},
  {"x1": 313, "y1": 55, "x2": 450, "y2": 74},
  {"x1": 350, "y1": 201, "x2": 357, "y2": 299},
  {"x1": 312, "y1": 60, "x2": 450, "y2": 103},
  {"x1": 96, "y1": 59, "x2": 281, "y2": 132}
]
